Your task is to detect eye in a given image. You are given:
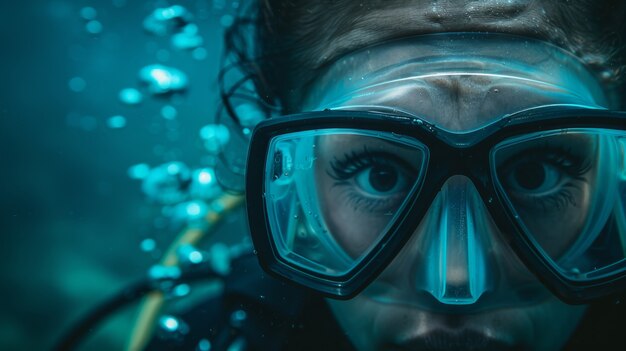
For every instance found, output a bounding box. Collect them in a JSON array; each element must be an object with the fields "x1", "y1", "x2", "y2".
[
  {"x1": 496, "y1": 144, "x2": 592, "y2": 211},
  {"x1": 504, "y1": 160, "x2": 561, "y2": 195},
  {"x1": 354, "y1": 163, "x2": 408, "y2": 196}
]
